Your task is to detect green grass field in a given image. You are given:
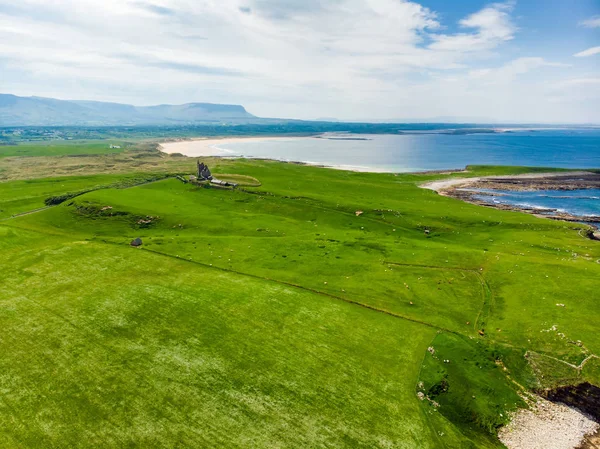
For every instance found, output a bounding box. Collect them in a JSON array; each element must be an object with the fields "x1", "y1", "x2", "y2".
[
  {"x1": 0, "y1": 141, "x2": 129, "y2": 158},
  {"x1": 0, "y1": 144, "x2": 599, "y2": 448}
]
